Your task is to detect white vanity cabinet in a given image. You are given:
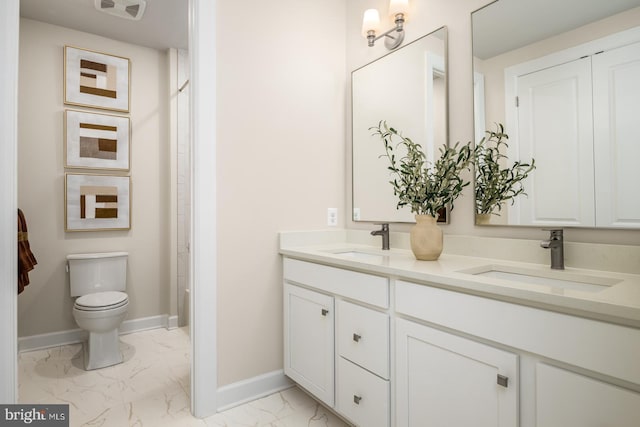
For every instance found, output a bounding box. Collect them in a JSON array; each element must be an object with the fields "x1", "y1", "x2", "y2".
[
  {"x1": 395, "y1": 279, "x2": 640, "y2": 427},
  {"x1": 283, "y1": 258, "x2": 390, "y2": 426},
  {"x1": 282, "y1": 253, "x2": 640, "y2": 427}
]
